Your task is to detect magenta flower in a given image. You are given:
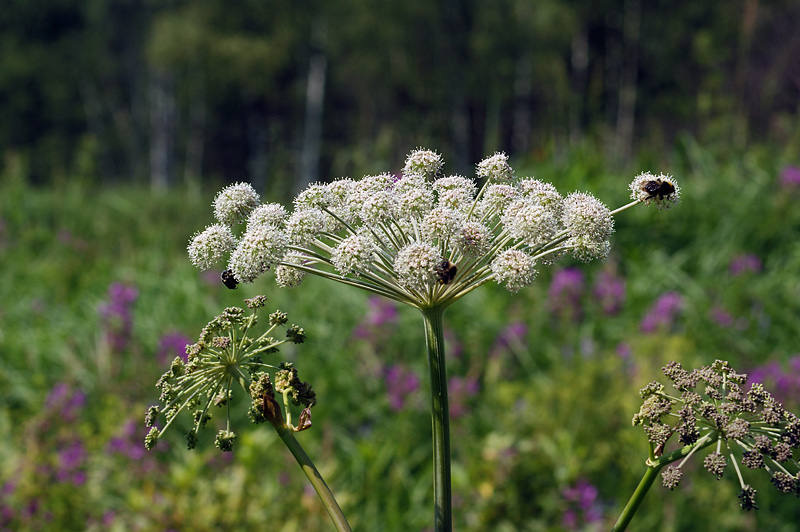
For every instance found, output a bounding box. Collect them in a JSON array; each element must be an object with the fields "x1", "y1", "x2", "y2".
[
  {"x1": 157, "y1": 331, "x2": 192, "y2": 364},
  {"x1": 729, "y1": 254, "x2": 762, "y2": 276},
  {"x1": 709, "y1": 306, "x2": 734, "y2": 328},
  {"x1": 384, "y1": 365, "x2": 420, "y2": 412},
  {"x1": 98, "y1": 282, "x2": 138, "y2": 351},
  {"x1": 548, "y1": 268, "x2": 585, "y2": 321},
  {"x1": 44, "y1": 382, "x2": 86, "y2": 423},
  {"x1": 592, "y1": 269, "x2": 626, "y2": 315},
  {"x1": 490, "y1": 322, "x2": 527, "y2": 358},
  {"x1": 779, "y1": 165, "x2": 800, "y2": 188},
  {"x1": 749, "y1": 355, "x2": 800, "y2": 407},
  {"x1": 56, "y1": 440, "x2": 87, "y2": 486},
  {"x1": 562, "y1": 478, "x2": 603, "y2": 530},
  {"x1": 353, "y1": 296, "x2": 399, "y2": 340},
  {"x1": 640, "y1": 291, "x2": 683, "y2": 333},
  {"x1": 448, "y1": 376, "x2": 479, "y2": 418}
]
